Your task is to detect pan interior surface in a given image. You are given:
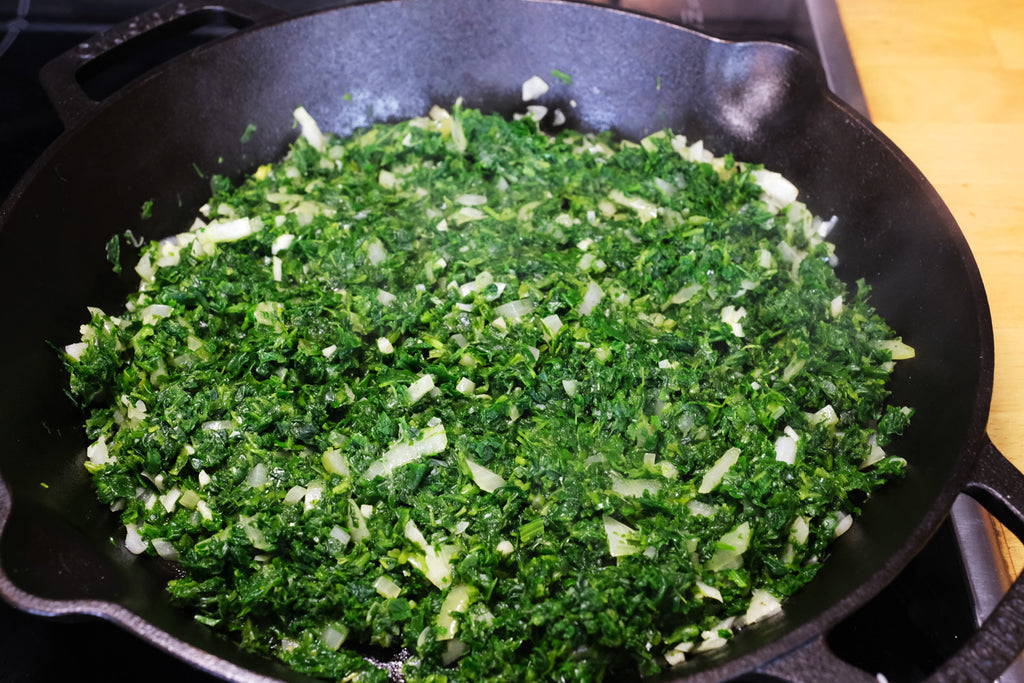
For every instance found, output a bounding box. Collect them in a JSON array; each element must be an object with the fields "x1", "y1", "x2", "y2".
[{"x1": 0, "y1": 0, "x2": 990, "y2": 680}]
